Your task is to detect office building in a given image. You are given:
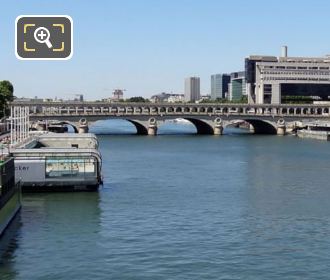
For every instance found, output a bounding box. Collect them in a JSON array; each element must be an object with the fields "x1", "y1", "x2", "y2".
[
  {"x1": 185, "y1": 77, "x2": 200, "y2": 102},
  {"x1": 228, "y1": 71, "x2": 246, "y2": 101},
  {"x1": 150, "y1": 93, "x2": 184, "y2": 103},
  {"x1": 211, "y1": 74, "x2": 231, "y2": 100},
  {"x1": 74, "y1": 94, "x2": 84, "y2": 102},
  {"x1": 246, "y1": 46, "x2": 330, "y2": 104},
  {"x1": 167, "y1": 94, "x2": 185, "y2": 103},
  {"x1": 112, "y1": 89, "x2": 124, "y2": 101}
]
